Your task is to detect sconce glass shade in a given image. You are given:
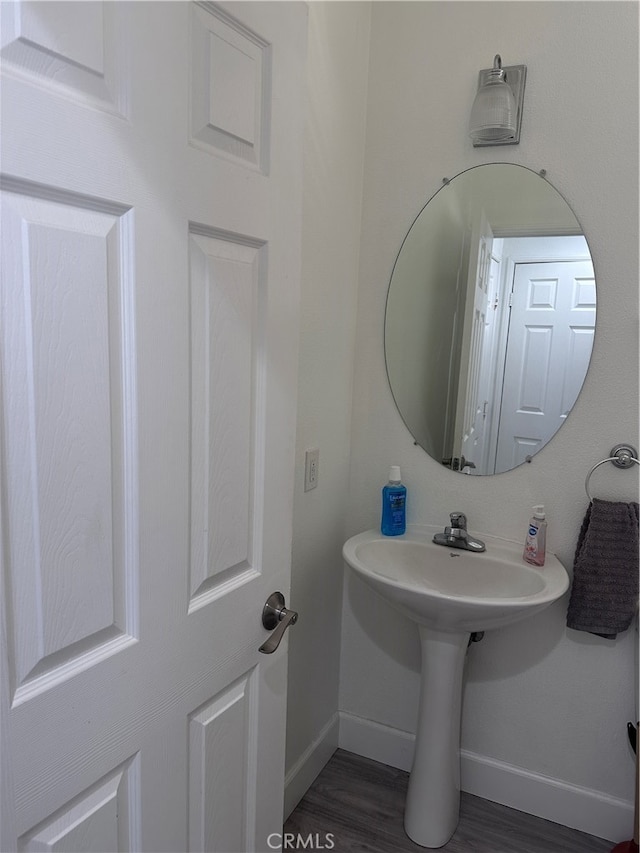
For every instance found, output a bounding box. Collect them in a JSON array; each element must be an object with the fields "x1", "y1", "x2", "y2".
[{"x1": 469, "y1": 55, "x2": 526, "y2": 146}]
